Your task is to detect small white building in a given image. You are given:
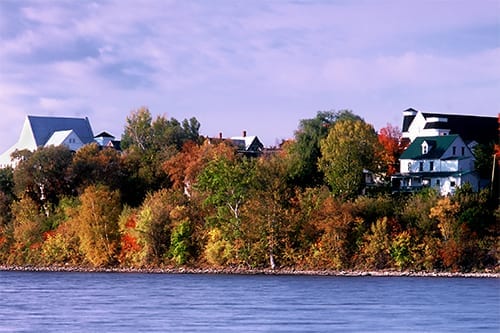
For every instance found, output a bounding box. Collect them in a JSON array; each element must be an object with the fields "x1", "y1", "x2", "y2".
[{"x1": 392, "y1": 134, "x2": 479, "y2": 195}]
